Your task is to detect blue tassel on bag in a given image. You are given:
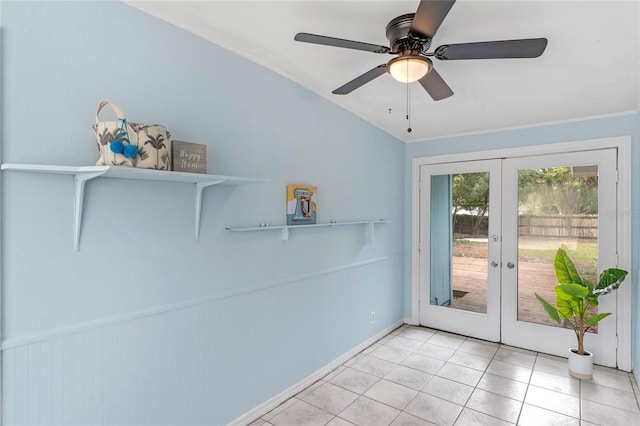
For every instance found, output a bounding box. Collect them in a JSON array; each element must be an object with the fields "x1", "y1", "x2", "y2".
[{"x1": 110, "y1": 118, "x2": 138, "y2": 159}]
